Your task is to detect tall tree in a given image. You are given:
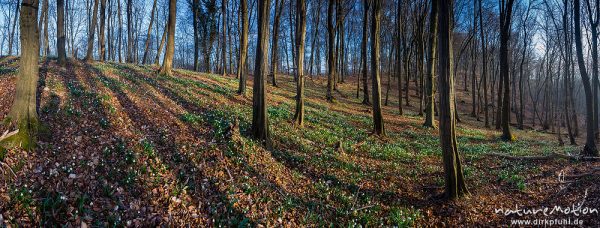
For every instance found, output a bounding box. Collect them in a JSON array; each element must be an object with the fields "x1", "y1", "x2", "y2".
[
  {"x1": 98, "y1": 0, "x2": 107, "y2": 61},
  {"x1": 57, "y1": 0, "x2": 68, "y2": 64},
  {"x1": 293, "y1": 0, "x2": 307, "y2": 126},
  {"x1": 424, "y1": 0, "x2": 438, "y2": 128},
  {"x1": 574, "y1": 0, "x2": 598, "y2": 156},
  {"x1": 371, "y1": 0, "x2": 385, "y2": 136},
  {"x1": 361, "y1": 0, "x2": 370, "y2": 105},
  {"x1": 237, "y1": 0, "x2": 249, "y2": 95},
  {"x1": 126, "y1": 0, "x2": 133, "y2": 63},
  {"x1": 584, "y1": 0, "x2": 600, "y2": 139},
  {"x1": 270, "y1": 0, "x2": 284, "y2": 86},
  {"x1": 437, "y1": 0, "x2": 469, "y2": 199},
  {"x1": 142, "y1": 0, "x2": 158, "y2": 64},
  {"x1": 479, "y1": 0, "x2": 488, "y2": 127},
  {"x1": 499, "y1": 0, "x2": 515, "y2": 141},
  {"x1": 155, "y1": 22, "x2": 168, "y2": 65},
  {"x1": 251, "y1": 0, "x2": 271, "y2": 144},
  {"x1": 159, "y1": 0, "x2": 177, "y2": 76},
  {"x1": 326, "y1": 0, "x2": 335, "y2": 101},
  {"x1": 7, "y1": 0, "x2": 20, "y2": 56},
  {"x1": 221, "y1": 0, "x2": 228, "y2": 76},
  {"x1": 396, "y1": 0, "x2": 403, "y2": 115},
  {"x1": 1, "y1": 0, "x2": 41, "y2": 150},
  {"x1": 84, "y1": 0, "x2": 99, "y2": 62}
]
